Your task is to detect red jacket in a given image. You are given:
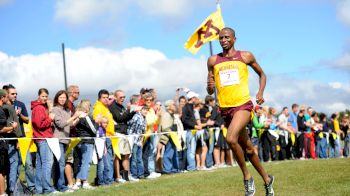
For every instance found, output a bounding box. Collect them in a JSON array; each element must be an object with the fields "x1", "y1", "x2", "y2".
[{"x1": 31, "y1": 100, "x2": 53, "y2": 139}]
